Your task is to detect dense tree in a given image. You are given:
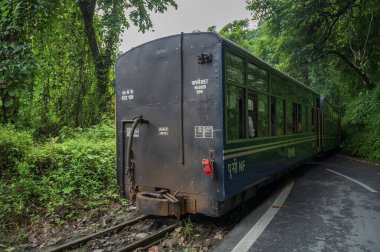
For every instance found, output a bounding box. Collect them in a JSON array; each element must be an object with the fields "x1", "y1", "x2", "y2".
[
  {"x1": 0, "y1": 0, "x2": 177, "y2": 128},
  {"x1": 79, "y1": 0, "x2": 177, "y2": 113},
  {"x1": 246, "y1": 0, "x2": 380, "y2": 92},
  {"x1": 0, "y1": 1, "x2": 59, "y2": 123},
  {"x1": 218, "y1": 19, "x2": 255, "y2": 51}
]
